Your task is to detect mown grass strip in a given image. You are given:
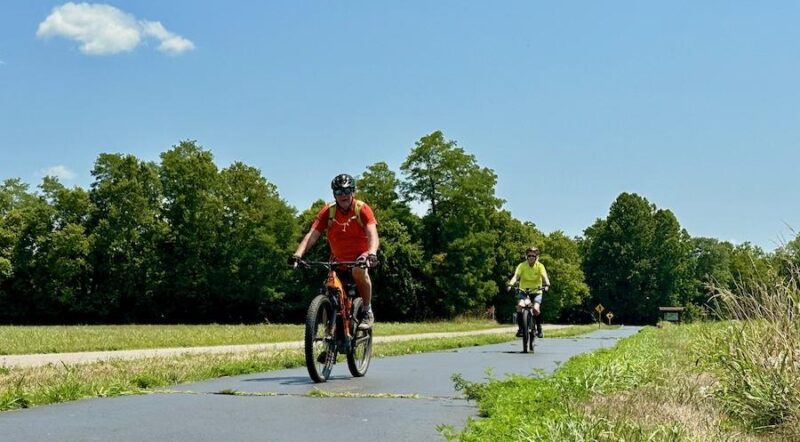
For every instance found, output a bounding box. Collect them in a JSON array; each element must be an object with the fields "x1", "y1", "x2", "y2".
[{"x1": 0, "y1": 320, "x2": 504, "y2": 355}]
